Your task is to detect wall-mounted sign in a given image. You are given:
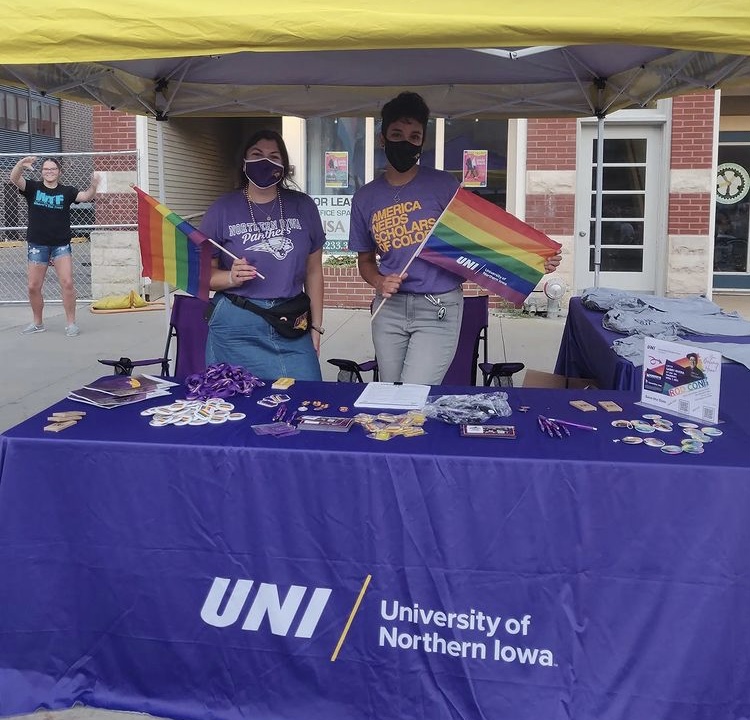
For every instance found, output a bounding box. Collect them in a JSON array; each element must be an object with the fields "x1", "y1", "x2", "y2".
[{"x1": 716, "y1": 162, "x2": 750, "y2": 204}]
